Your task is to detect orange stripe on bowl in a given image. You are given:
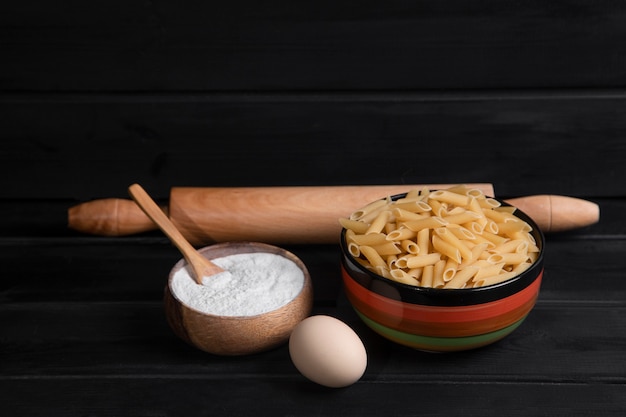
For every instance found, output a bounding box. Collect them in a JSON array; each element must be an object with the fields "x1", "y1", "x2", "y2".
[{"x1": 342, "y1": 268, "x2": 542, "y2": 332}]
